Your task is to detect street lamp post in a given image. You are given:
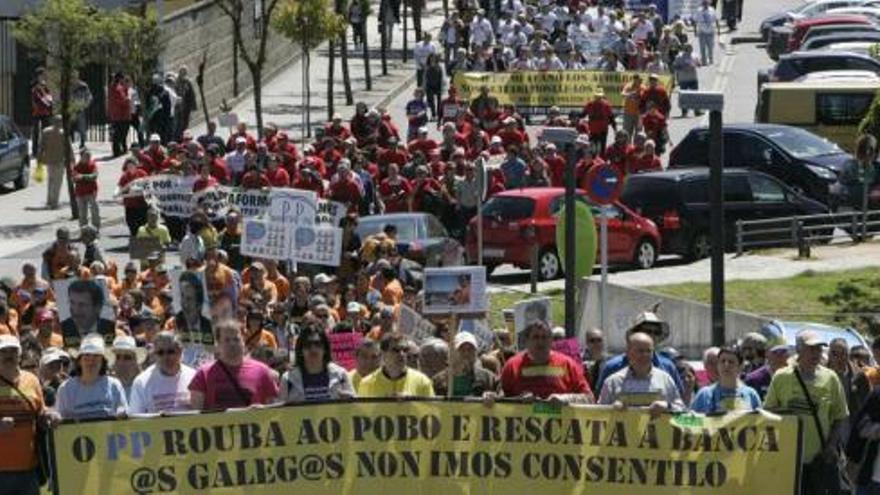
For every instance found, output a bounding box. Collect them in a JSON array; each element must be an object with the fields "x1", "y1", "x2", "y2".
[
  {"x1": 680, "y1": 91, "x2": 726, "y2": 346},
  {"x1": 542, "y1": 127, "x2": 578, "y2": 336}
]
